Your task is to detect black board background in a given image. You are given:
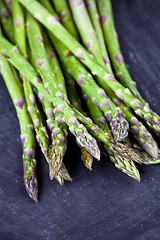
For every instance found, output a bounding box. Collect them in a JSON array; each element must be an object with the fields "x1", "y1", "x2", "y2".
[{"x1": 0, "y1": 1, "x2": 160, "y2": 239}]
